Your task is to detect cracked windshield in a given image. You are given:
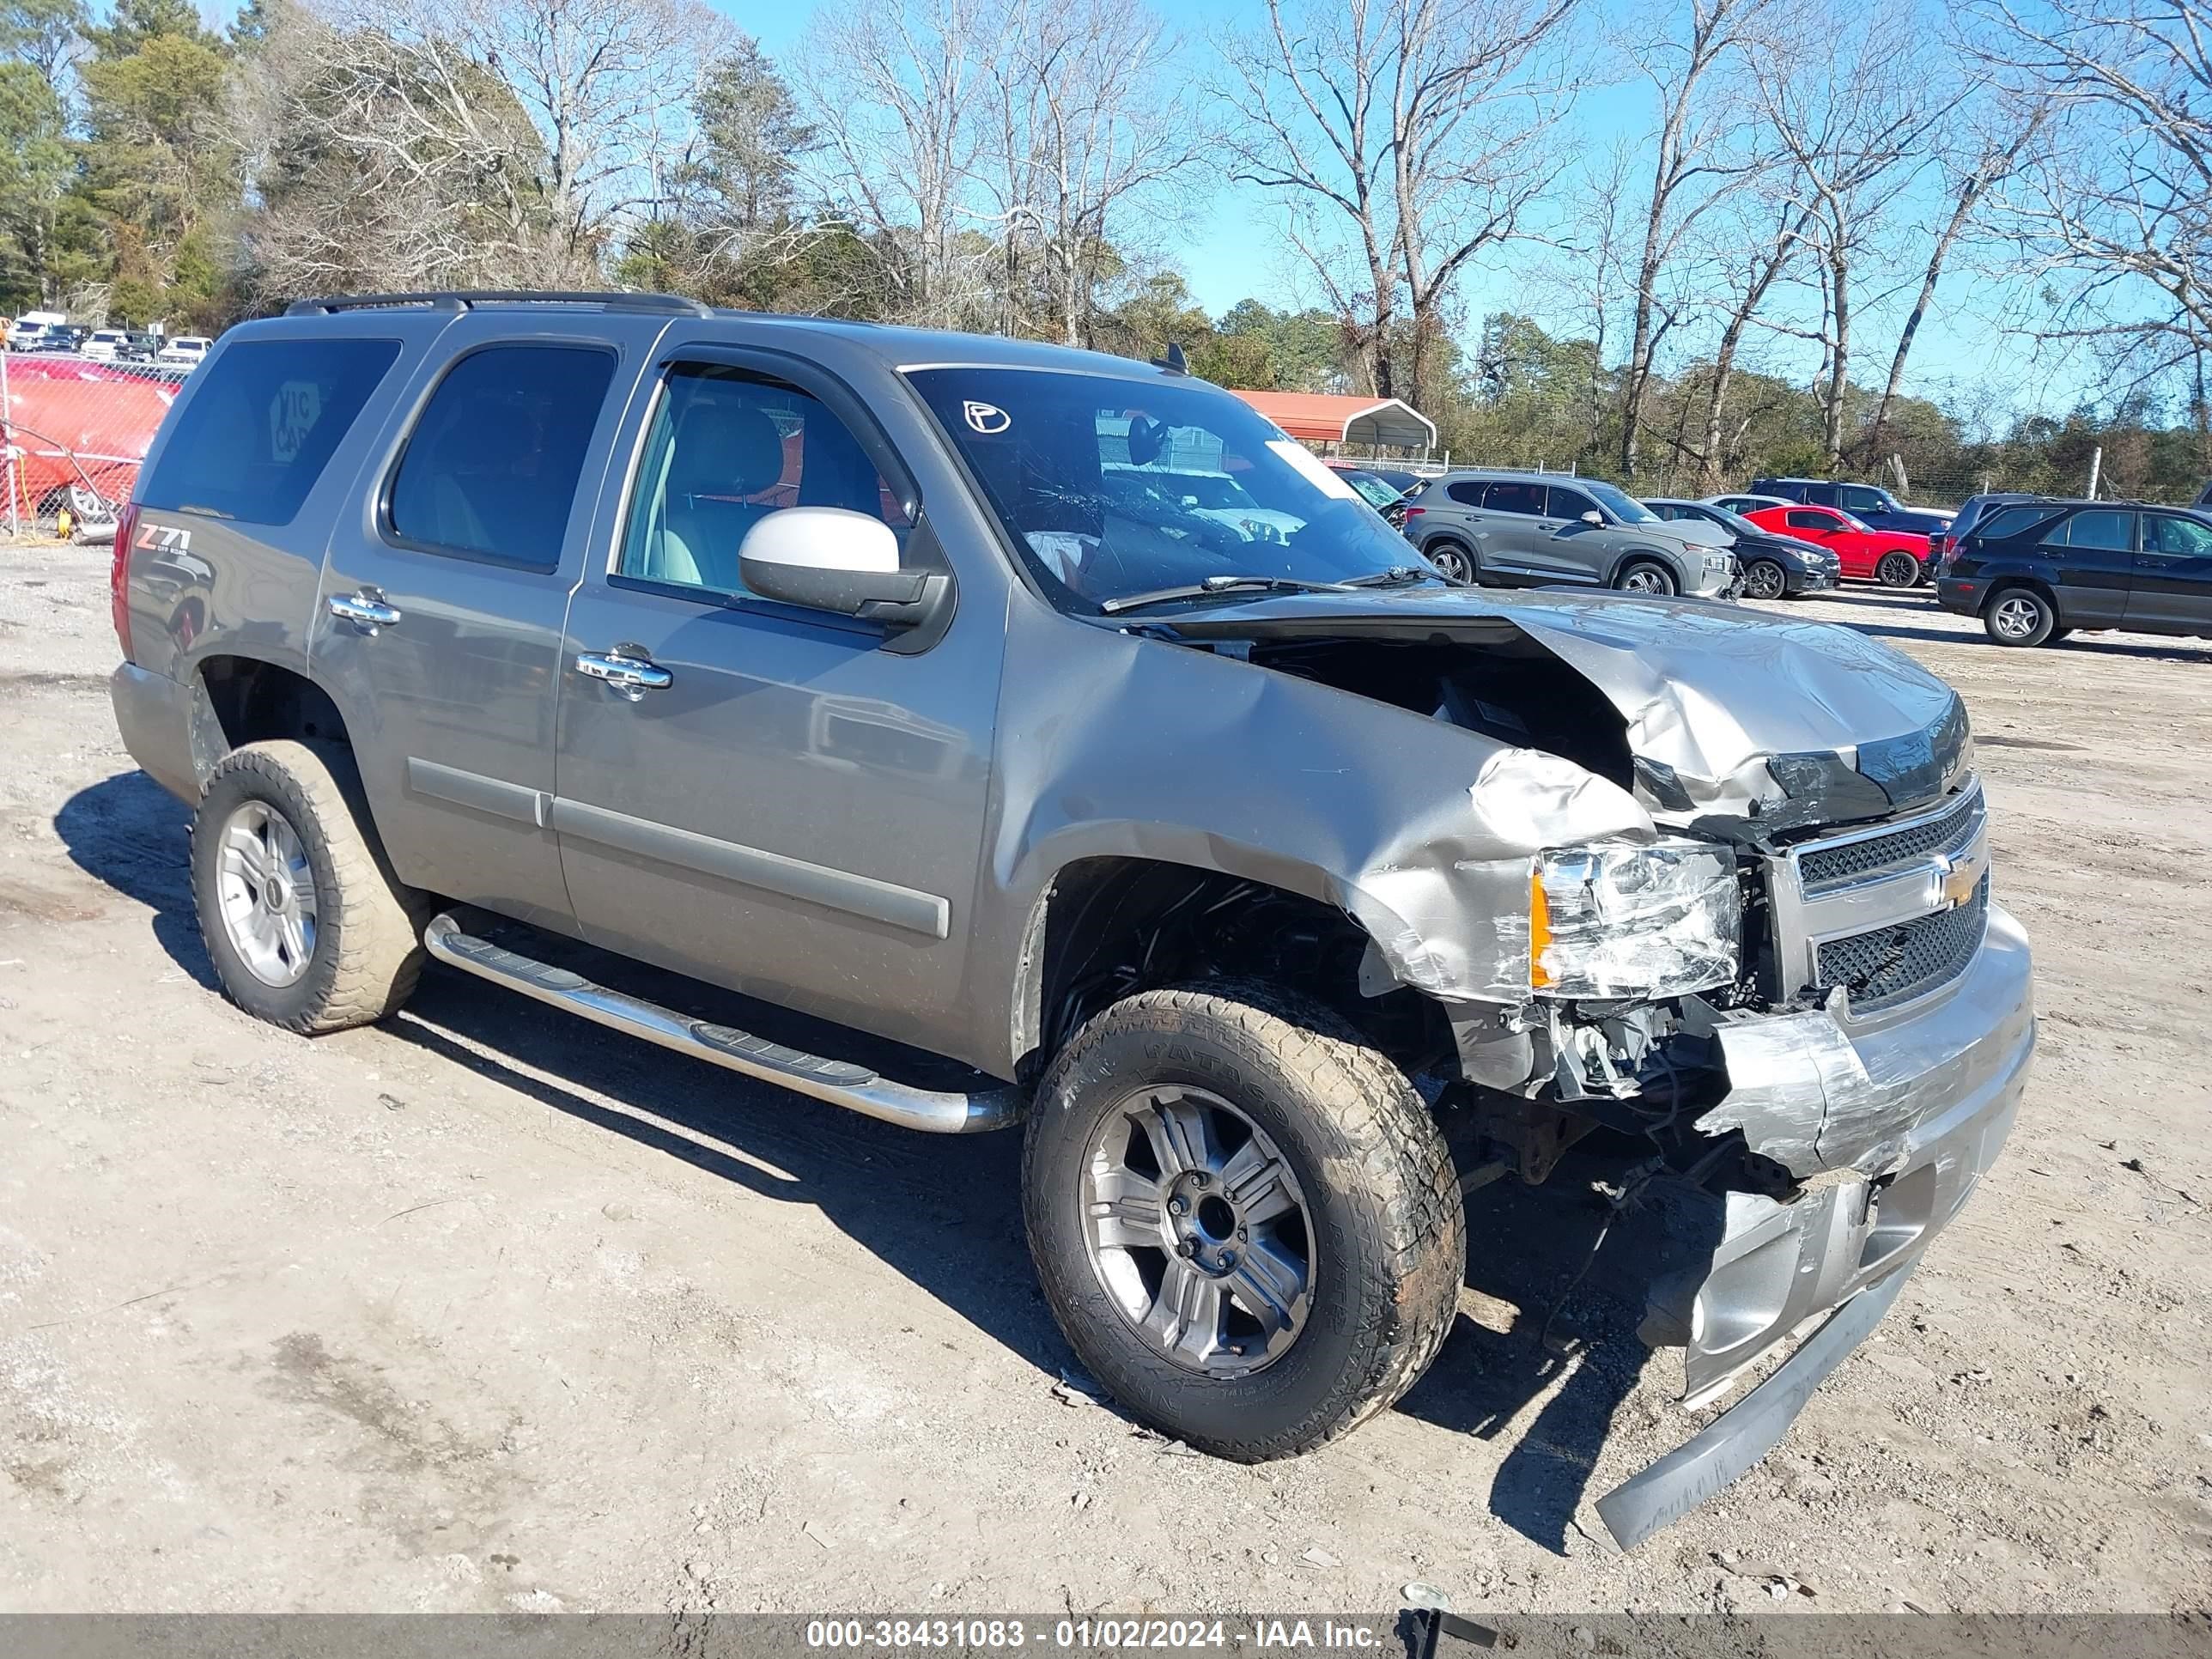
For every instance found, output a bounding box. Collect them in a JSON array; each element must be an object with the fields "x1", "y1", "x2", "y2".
[{"x1": 906, "y1": 368, "x2": 1421, "y2": 609}]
